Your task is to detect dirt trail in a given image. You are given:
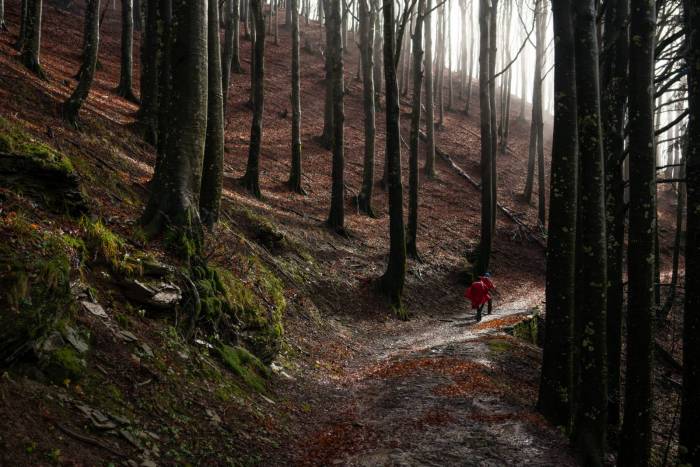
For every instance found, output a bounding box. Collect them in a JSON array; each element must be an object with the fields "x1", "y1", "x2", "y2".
[{"x1": 286, "y1": 303, "x2": 576, "y2": 466}]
